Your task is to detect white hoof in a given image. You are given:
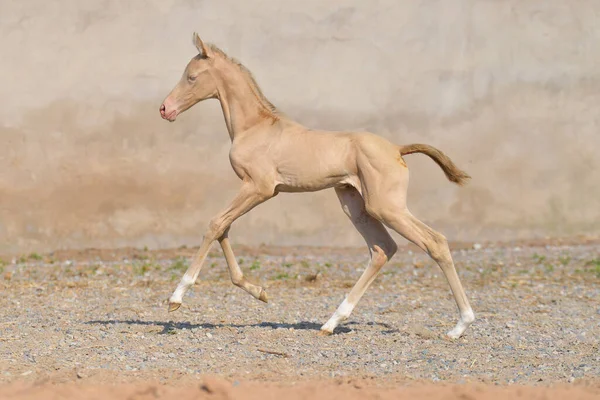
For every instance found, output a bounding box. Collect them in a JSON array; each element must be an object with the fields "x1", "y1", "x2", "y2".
[{"x1": 320, "y1": 320, "x2": 337, "y2": 335}]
